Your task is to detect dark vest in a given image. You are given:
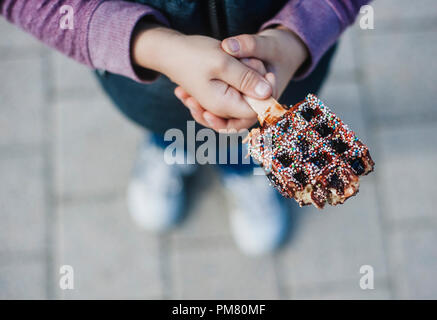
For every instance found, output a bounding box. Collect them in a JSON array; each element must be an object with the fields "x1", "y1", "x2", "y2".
[
  {"x1": 96, "y1": 0, "x2": 337, "y2": 135},
  {"x1": 132, "y1": 0, "x2": 288, "y2": 39}
]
